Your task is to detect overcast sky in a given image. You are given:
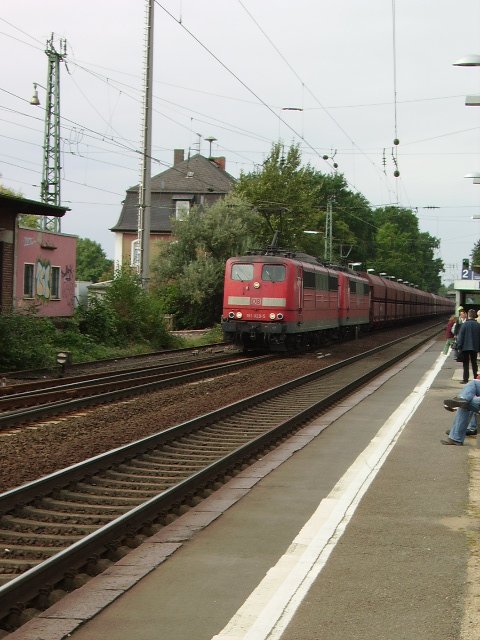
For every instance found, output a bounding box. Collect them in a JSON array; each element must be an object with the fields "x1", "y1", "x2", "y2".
[{"x1": 1, "y1": 0, "x2": 480, "y2": 283}]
